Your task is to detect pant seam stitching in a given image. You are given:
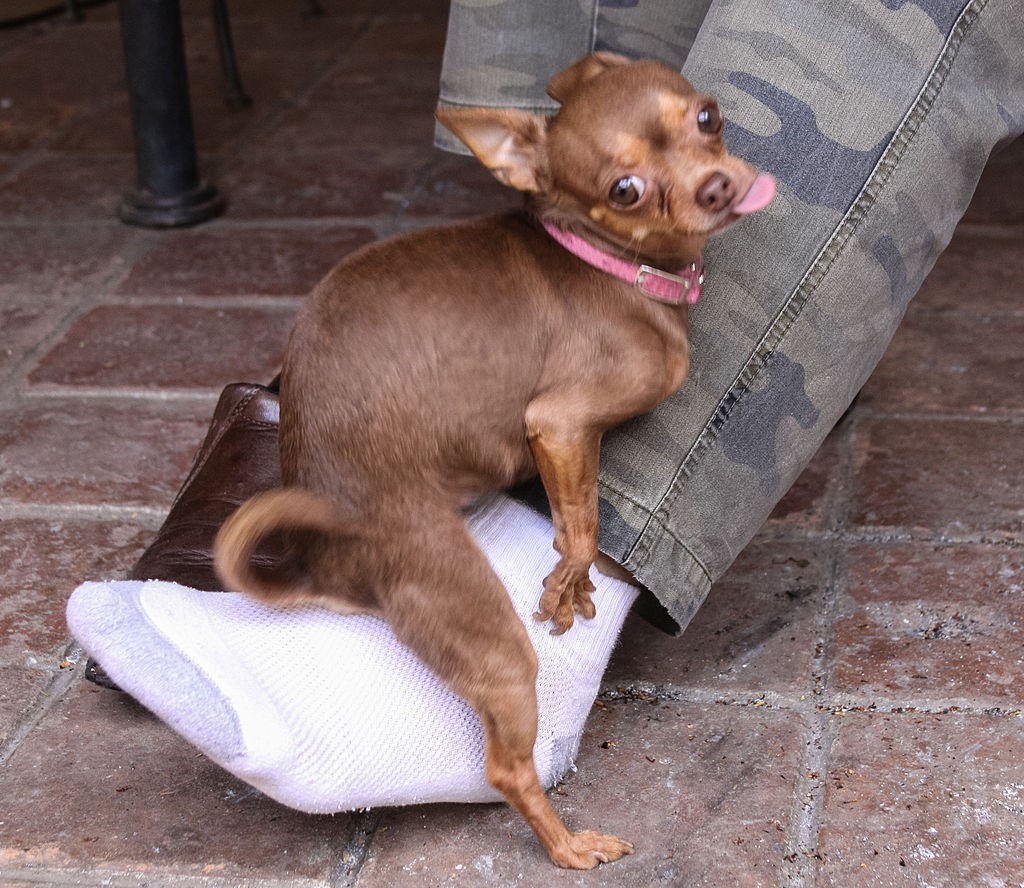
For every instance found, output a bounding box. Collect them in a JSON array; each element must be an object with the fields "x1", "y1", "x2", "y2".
[
  {"x1": 599, "y1": 478, "x2": 714, "y2": 584},
  {"x1": 624, "y1": 0, "x2": 988, "y2": 574}
]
